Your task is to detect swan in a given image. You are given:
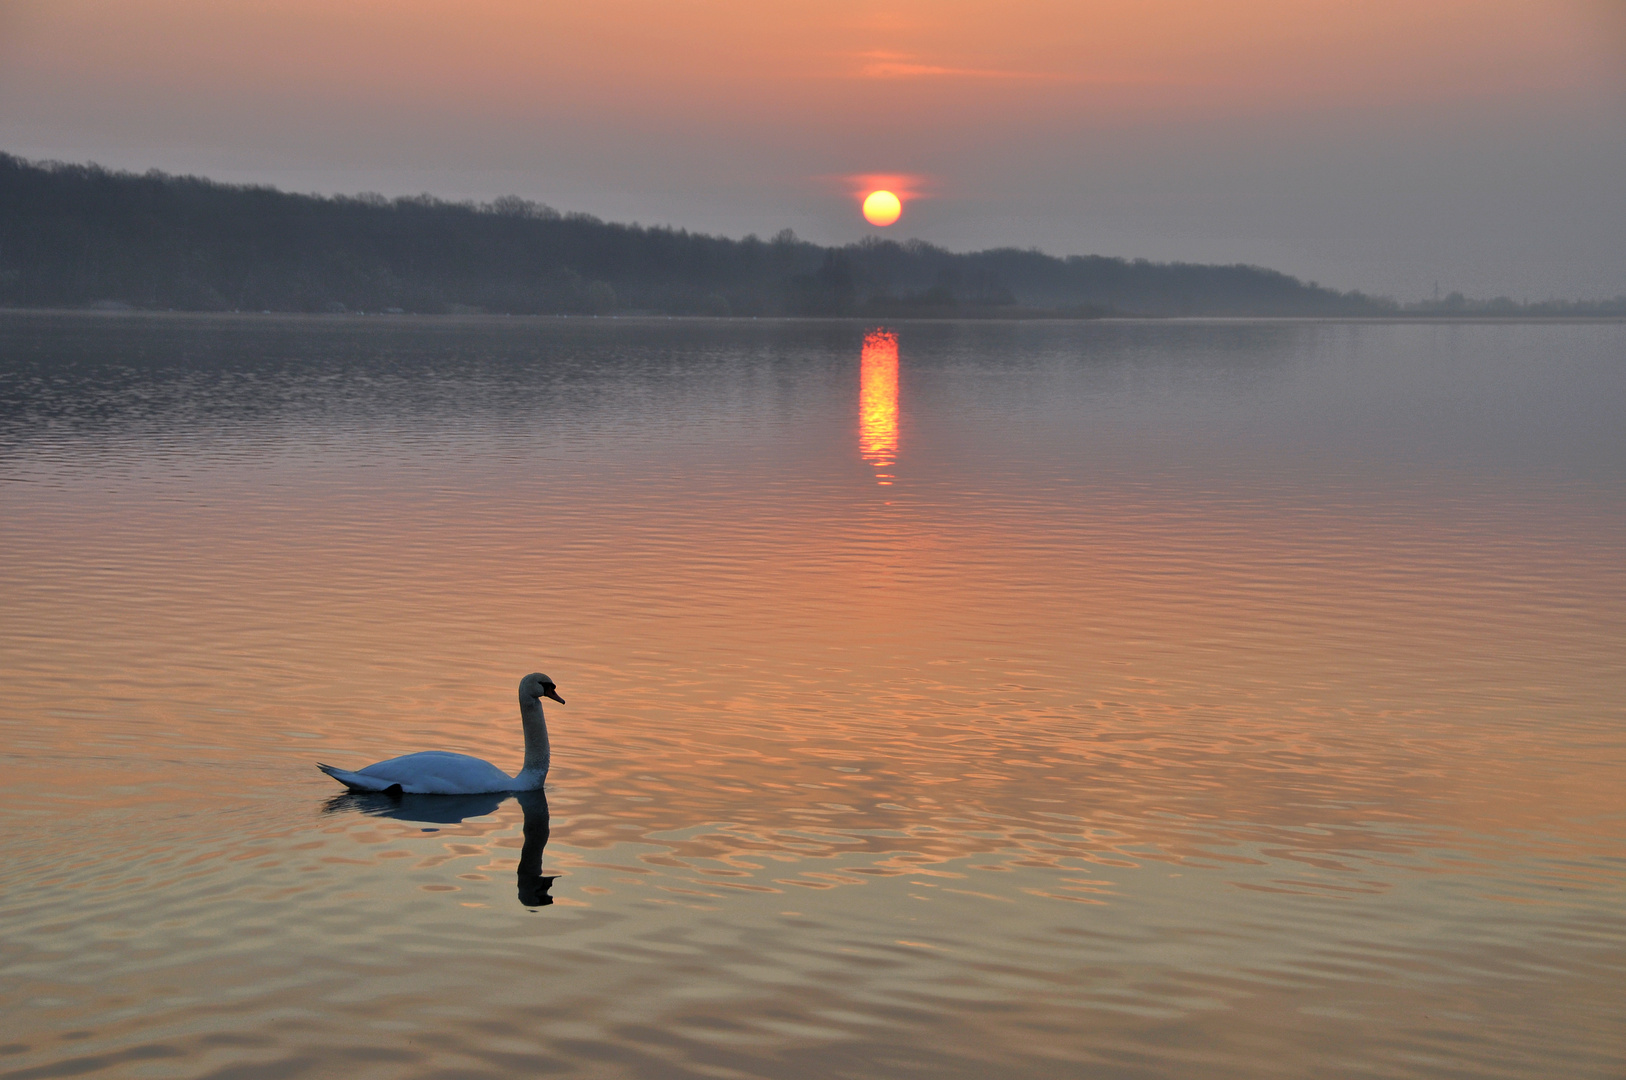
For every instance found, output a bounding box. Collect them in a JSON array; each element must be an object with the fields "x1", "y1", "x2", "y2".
[{"x1": 317, "y1": 673, "x2": 564, "y2": 795}]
